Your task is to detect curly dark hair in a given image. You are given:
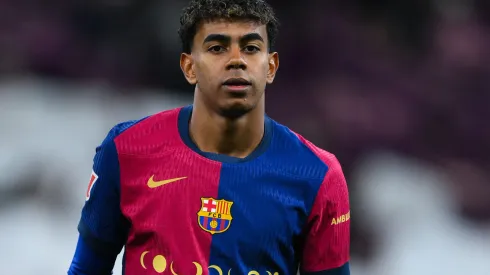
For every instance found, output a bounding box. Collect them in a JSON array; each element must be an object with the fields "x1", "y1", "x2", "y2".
[{"x1": 178, "y1": 0, "x2": 279, "y2": 53}]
